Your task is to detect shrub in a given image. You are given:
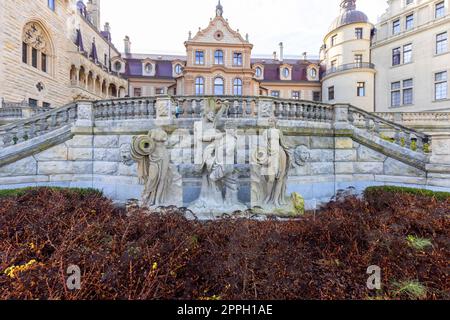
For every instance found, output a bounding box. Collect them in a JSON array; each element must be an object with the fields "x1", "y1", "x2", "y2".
[{"x1": 364, "y1": 186, "x2": 450, "y2": 201}]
